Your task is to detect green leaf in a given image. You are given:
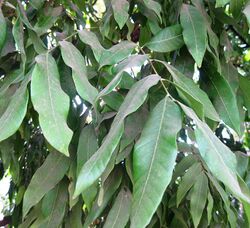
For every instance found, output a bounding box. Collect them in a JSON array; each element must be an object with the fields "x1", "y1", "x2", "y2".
[
  {"x1": 23, "y1": 151, "x2": 70, "y2": 218},
  {"x1": 146, "y1": 24, "x2": 184, "y2": 52},
  {"x1": 12, "y1": 17, "x2": 26, "y2": 66},
  {"x1": 111, "y1": 0, "x2": 129, "y2": 29},
  {"x1": 207, "y1": 191, "x2": 213, "y2": 225},
  {"x1": 78, "y1": 29, "x2": 105, "y2": 62},
  {"x1": 243, "y1": 3, "x2": 250, "y2": 26},
  {"x1": 131, "y1": 97, "x2": 182, "y2": 228},
  {"x1": 230, "y1": 0, "x2": 244, "y2": 19},
  {"x1": 104, "y1": 187, "x2": 132, "y2": 228},
  {"x1": 99, "y1": 41, "x2": 136, "y2": 68},
  {"x1": 0, "y1": 8, "x2": 7, "y2": 53},
  {"x1": 60, "y1": 41, "x2": 98, "y2": 104},
  {"x1": 83, "y1": 169, "x2": 122, "y2": 228},
  {"x1": 34, "y1": 180, "x2": 68, "y2": 228},
  {"x1": 0, "y1": 73, "x2": 30, "y2": 142},
  {"x1": 30, "y1": 0, "x2": 45, "y2": 9},
  {"x1": 190, "y1": 173, "x2": 208, "y2": 228},
  {"x1": 239, "y1": 76, "x2": 250, "y2": 115},
  {"x1": 180, "y1": 103, "x2": 250, "y2": 204},
  {"x1": 216, "y1": 0, "x2": 230, "y2": 8},
  {"x1": 205, "y1": 70, "x2": 241, "y2": 135},
  {"x1": 31, "y1": 54, "x2": 73, "y2": 156},
  {"x1": 165, "y1": 64, "x2": 219, "y2": 121},
  {"x1": 180, "y1": 4, "x2": 207, "y2": 67},
  {"x1": 74, "y1": 75, "x2": 160, "y2": 197},
  {"x1": 143, "y1": 0, "x2": 162, "y2": 21},
  {"x1": 96, "y1": 55, "x2": 147, "y2": 99},
  {"x1": 177, "y1": 163, "x2": 202, "y2": 206},
  {"x1": 77, "y1": 125, "x2": 99, "y2": 210}
]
